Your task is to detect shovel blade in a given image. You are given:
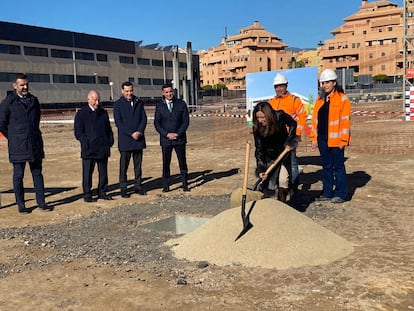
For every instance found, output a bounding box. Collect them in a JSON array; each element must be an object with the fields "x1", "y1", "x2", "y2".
[{"x1": 235, "y1": 221, "x2": 253, "y2": 241}]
